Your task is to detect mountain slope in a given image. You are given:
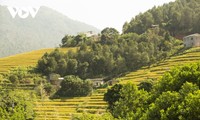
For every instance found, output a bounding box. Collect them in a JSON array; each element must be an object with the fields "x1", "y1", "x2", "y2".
[
  {"x1": 0, "y1": 5, "x2": 99, "y2": 57},
  {"x1": 123, "y1": 0, "x2": 200, "y2": 37},
  {"x1": 118, "y1": 47, "x2": 200, "y2": 84},
  {"x1": 0, "y1": 48, "x2": 76, "y2": 74}
]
